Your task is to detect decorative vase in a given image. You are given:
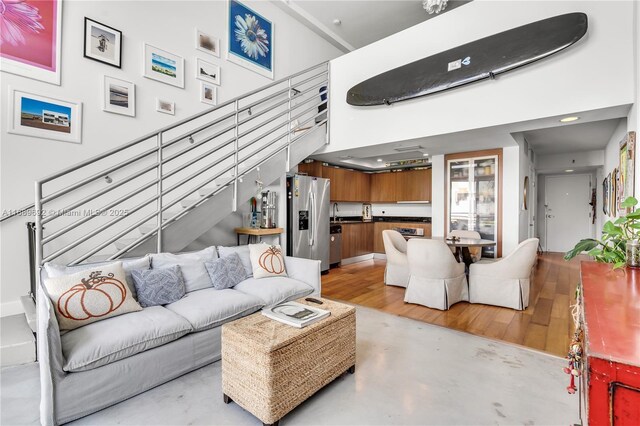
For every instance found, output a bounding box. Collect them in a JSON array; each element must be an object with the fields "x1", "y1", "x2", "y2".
[{"x1": 626, "y1": 240, "x2": 640, "y2": 268}]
